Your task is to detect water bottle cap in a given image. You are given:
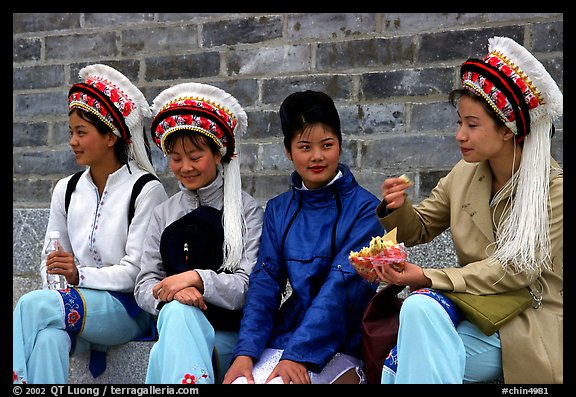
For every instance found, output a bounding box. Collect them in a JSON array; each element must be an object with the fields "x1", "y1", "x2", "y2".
[{"x1": 48, "y1": 231, "x2": 61, "y2": 239}]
